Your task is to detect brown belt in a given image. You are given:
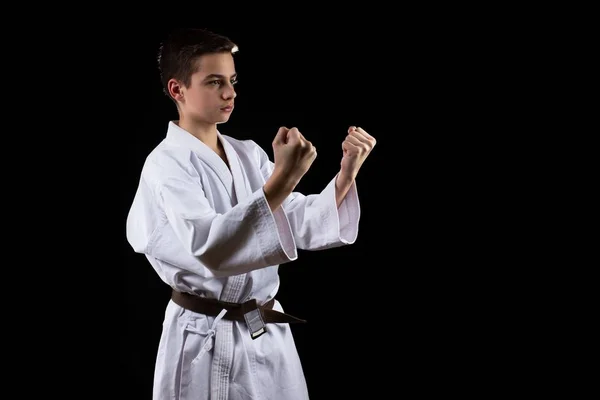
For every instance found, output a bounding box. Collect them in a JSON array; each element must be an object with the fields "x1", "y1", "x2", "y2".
[{"x1": 171, "y1": 290, "x2": 307, "y2": 325}]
